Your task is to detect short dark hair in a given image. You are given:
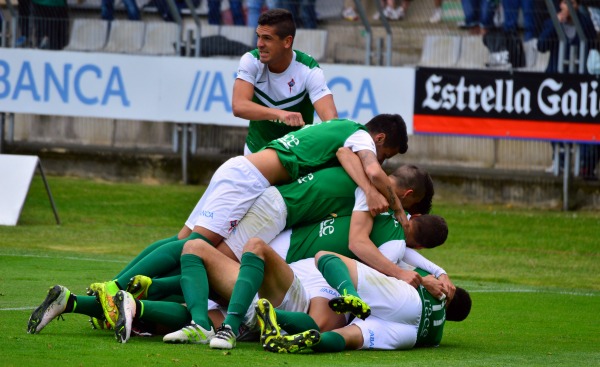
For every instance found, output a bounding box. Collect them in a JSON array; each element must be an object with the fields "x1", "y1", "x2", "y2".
[
  {"x1": 411, "y1": 214, "x2": 448, "y2": 249},
  {"x1": 365, "y1": 114, "x2": 408, "y2": 154},
  {"x1": 390, "y1": 164, "x2": 434, "y2": 215},
  {"x1": 257, "y1": 8, "x2": 296, "y2": 40},
  {"x1": 446, "y1": 287, "x2": 472, "y2": 322}
]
